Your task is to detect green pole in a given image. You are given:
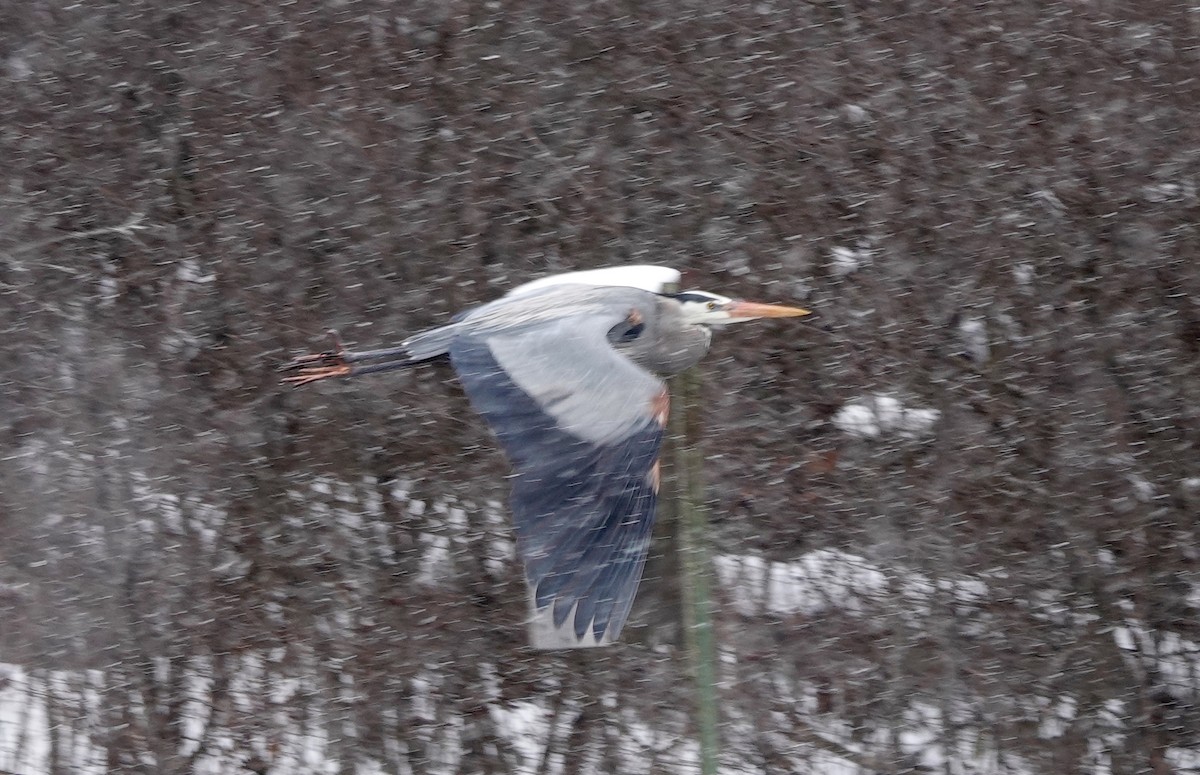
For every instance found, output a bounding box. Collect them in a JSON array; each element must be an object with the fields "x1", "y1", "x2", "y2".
[{"x1": 671, "y1": 368, "x2": 719, "y2": 775}]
